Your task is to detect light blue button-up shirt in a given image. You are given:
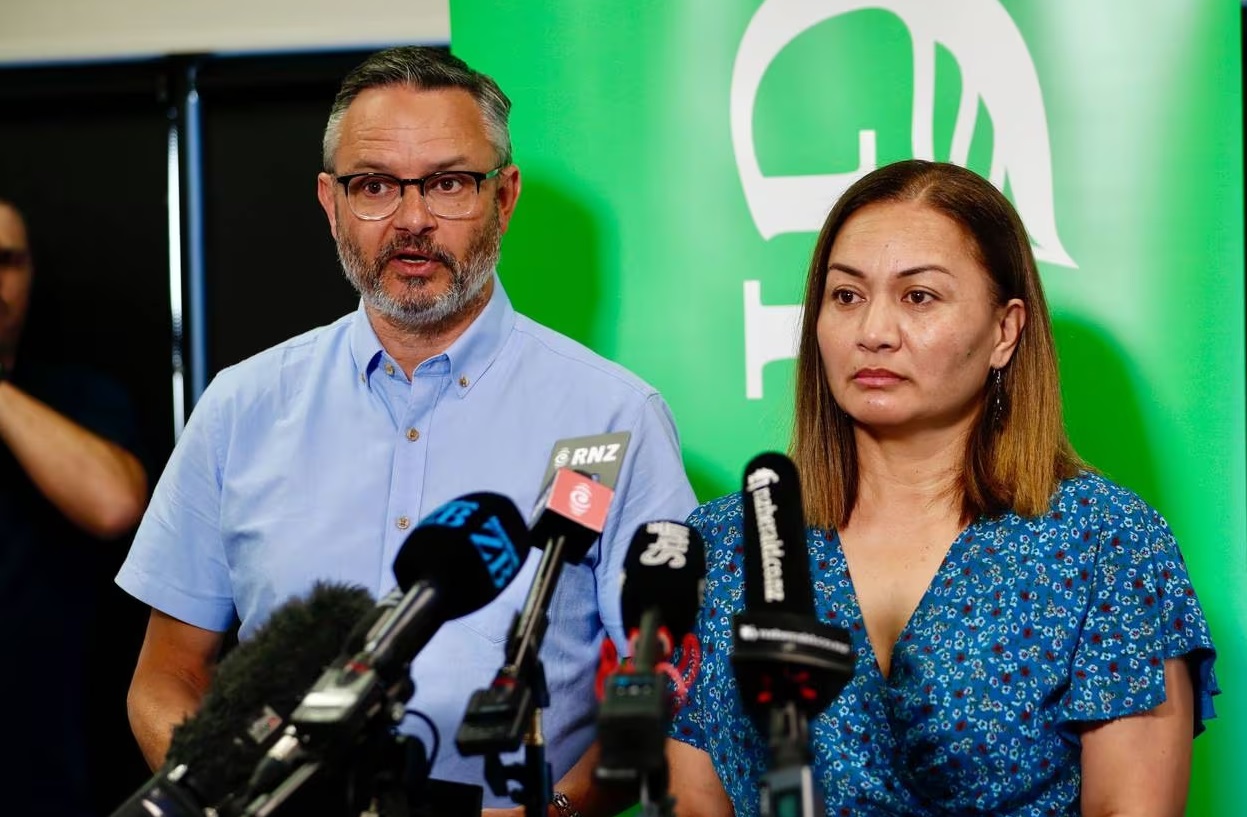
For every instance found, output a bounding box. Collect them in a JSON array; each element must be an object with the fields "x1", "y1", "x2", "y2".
[{"x1": 117, "y1": 275, "x2": 697, "y2": 802}]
